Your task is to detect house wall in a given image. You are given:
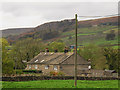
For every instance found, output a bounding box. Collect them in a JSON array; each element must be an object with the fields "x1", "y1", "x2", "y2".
[
  {"x1": 26, "y1": 64, "x2": 118, "y2": 77},
  {"x1": 59, "y1": 64, "x2": 89, "y2": 76},
  {"x1": 26, "y1": 64, "x2": 60, "y2": 75},
  {"x1": 26, "y1": 64, "x2": 89, "y2": 76},
  {"x1": 41, "y1": 65, "x2": 60, "y2": 75},
  {"x1": 104, "y1": 72, "x2": 118, "y2": 77},
  {"x1": 90, "y1": 70, "x2": 104, "y2": 77}
]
